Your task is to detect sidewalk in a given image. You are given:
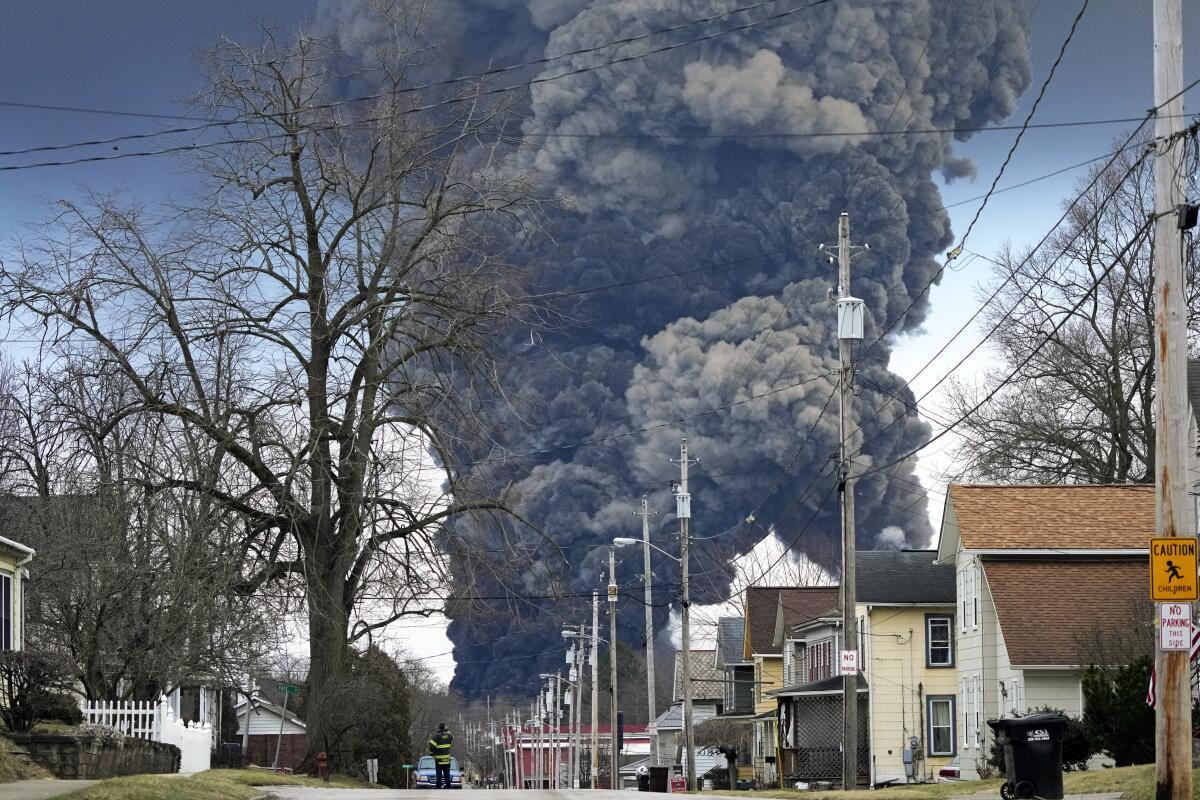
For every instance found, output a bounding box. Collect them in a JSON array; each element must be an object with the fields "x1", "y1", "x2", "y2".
[{"x1": 0, "y1": 780, "x2": 98, "y2": 800}]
